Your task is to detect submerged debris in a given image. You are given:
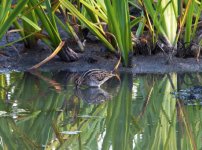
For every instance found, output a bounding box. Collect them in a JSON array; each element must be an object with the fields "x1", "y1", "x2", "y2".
[{"x1": 171, "y1": 86, "x2": 202, "y2": 105}]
